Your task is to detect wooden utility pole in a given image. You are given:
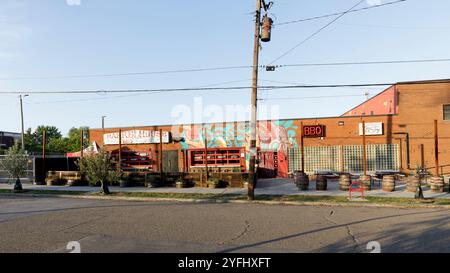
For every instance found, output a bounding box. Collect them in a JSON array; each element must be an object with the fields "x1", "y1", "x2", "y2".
[
  {"x1": 42, "y1": 129, "x2": 46, "y2": 183},
  {"x1": 362, "y1": 121, "x2": 367, "y2": 176},
  {"x1": 300, "y1": 122, "x2": 305, "y2": 173},
  {"x1": 434, "y1": 120, "x2": 439, "y2": 176},
  {"x1": 118, "y1": 129, "x2": 122, "y2": 173},
  {"x1": 203, "y1": 126, "x2": 209, "y2": 181},
  {"x1": 159, "y1": 129, "x2": 164, "y2": 182},
  {"x1": 248, "y1": 0, "x2": 262, "y2": 201}
]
